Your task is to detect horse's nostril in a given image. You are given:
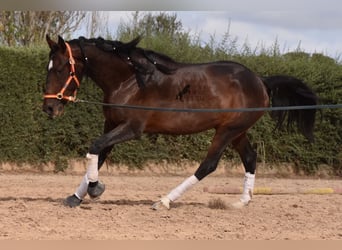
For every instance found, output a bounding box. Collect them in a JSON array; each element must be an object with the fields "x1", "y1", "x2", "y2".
[
  {"x1": 43, "y1": 105, "x2": 54, "y2": 116},
  {"x1": 48, "y1": 106, "x2": 54, "y2": 114}
]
